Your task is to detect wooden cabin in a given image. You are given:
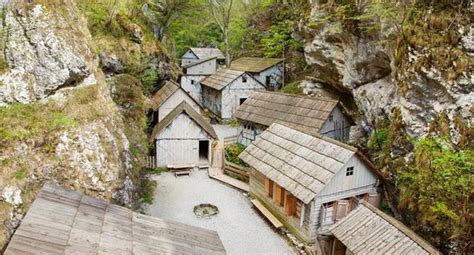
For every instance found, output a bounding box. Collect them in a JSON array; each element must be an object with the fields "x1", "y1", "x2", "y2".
[
  {"x1": 234, "y1": 91, "x2": 353, "y2": 146},
  {"x1": 151, "y1": 101, "x2": 217, "y2": 168},
  {"x1": 239, "y1": 123, "x2": 381, "y2": 244},
  {"x1": 201, "y1": 69, "x2": 265, "y2": 120},
  {"x1": 5, "y1": 183, "x2": 226, "y2": 254},
  {"x1": 181, "y1": 47, "x2": 225, "y2": 66},
  {"x1": 329, "y1": 202, "x2": 440, "y2": 255},
  {"x1": 149, "y1": 80, "x2": 202, "y2": 126},
  {"x1": 230, "y1": 57, "x2": 284, "y2": 90}
]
